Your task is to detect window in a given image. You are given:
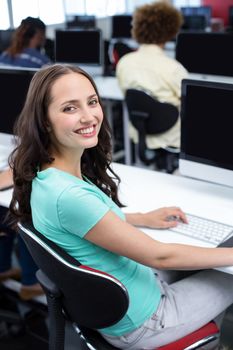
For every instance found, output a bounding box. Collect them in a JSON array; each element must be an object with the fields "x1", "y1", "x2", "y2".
[
  {"x1": 11, "y1": 0, "x2": 65, "y2": 27},
  {"x1": 38, "y1": 0, "x2": 65, "y2": 24},
  {"x1": 0, "y1": 0, "x2": 10, "y2": 29},
  {"x1": 64, "y1": 0, "x2": 86, "y2": 15},
  {"x1": 173, "y1": 0, "x2": 201, "y2": 8},
  {"x1": 12, "y1": 0, "x2": 38, "y2": 27},
  {"x1": 126, "y1": 0, "x2": 202, "y2": 12},
  {"x1": 85, "y1": 0, "x2": 126, "y2": 16}
]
